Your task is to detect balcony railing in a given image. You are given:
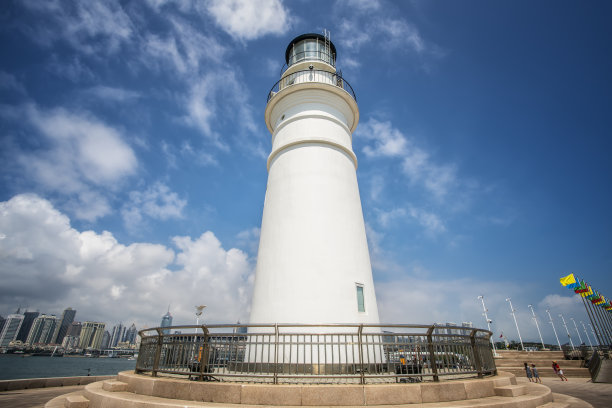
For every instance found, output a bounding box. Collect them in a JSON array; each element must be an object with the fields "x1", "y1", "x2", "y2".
[
  {"x1": 267, "y1": 69, "x2": 356, "y2": 103},
  {"x1": 135, "y1": 323, "x2": 496, "y2": 384}
]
